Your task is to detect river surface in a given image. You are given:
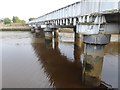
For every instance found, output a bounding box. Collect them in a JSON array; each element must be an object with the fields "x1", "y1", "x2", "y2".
[{"x1": 0, "y1": 31, "x2": 119, "y2": 89}]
